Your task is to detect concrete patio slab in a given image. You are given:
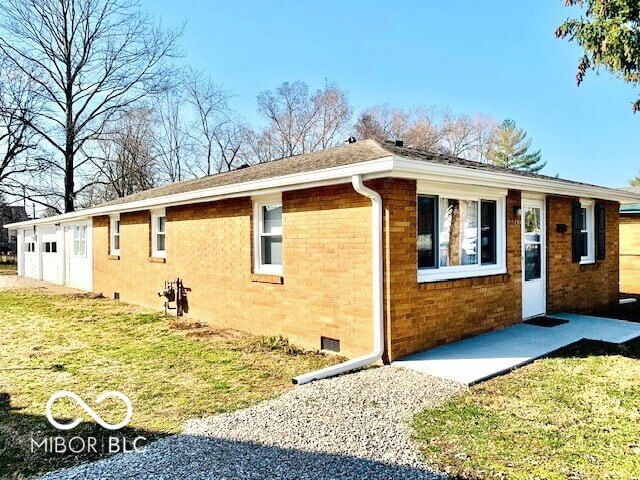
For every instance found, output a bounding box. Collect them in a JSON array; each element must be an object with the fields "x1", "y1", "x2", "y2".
[{"x1": 392, "y1": 313, "x2": 640, "y2": 385}]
